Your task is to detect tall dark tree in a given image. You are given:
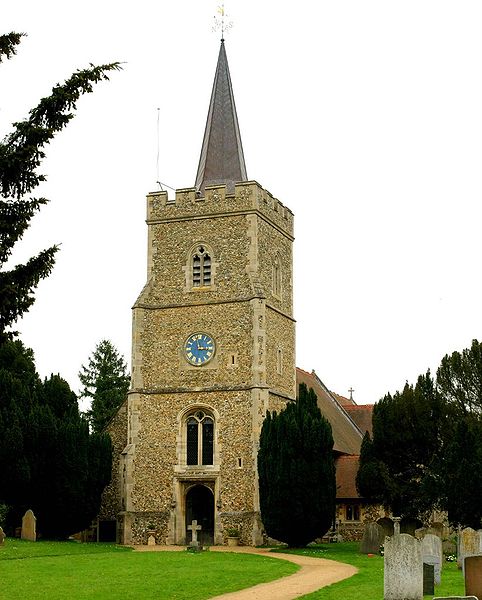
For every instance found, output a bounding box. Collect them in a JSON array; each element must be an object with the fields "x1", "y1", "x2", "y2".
[
  {"x1": 358, "y1": 372, "x2": 444, "y2": 518},
  {"x1": 437, "y1": 339, "x2": 482, "y2": 416},
  {"x1": 433, "y1": 339, "x2": 482, "y2": 527},
  {"x1": 79, "y1": 339, "x2": 130, "y2": 433},
  {"x1": 0, "y1": 341, "x2": 112, "y2": 537},
  {"x1": 258, "y1": 383, "x2": 336, "y2": 547},
  {"x1": 0, "y1": 33, "x2": 120, "y2": 341},
  {"x1": 437, "y1": 416, "x2": 482, "y2": 529}
]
